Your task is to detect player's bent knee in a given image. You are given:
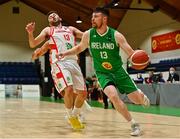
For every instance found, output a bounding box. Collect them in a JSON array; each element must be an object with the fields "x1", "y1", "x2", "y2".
[
  {"x1": 65, "y1": 86, "x2": 73, "y2": 95},
  {"x1": 108, "y1": 93, "x2": 117, "y2": 101},
  {"x1": 77, "y1": 90, "x2": 87, "y2": 99}
]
